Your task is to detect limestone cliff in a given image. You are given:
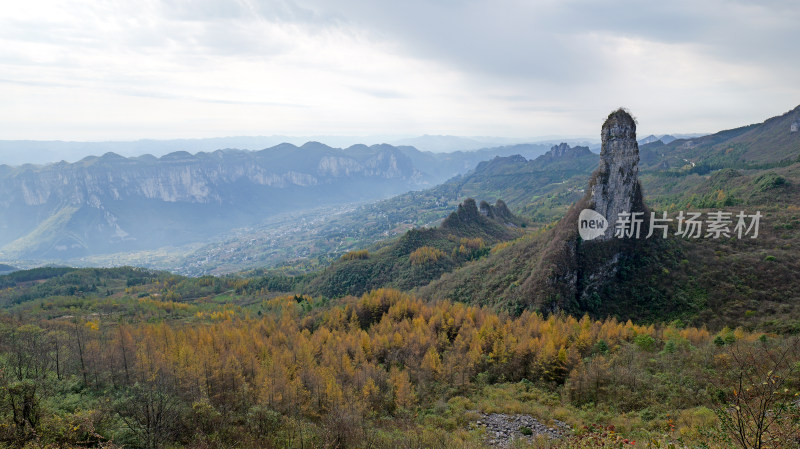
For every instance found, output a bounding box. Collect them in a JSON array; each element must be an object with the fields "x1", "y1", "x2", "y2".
[
  {"x1": 540, "y1": 142, "x2": 593, "y2": 160},
  {"x1": 0, "y1": 144, "x2": 427, "y2": 259},
  {"x1": 589, "y1": 109, "x2": 647, "y2": 240},
  {"x1": 519, "y1": 108, "x2": 651, "y2": 312}
]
